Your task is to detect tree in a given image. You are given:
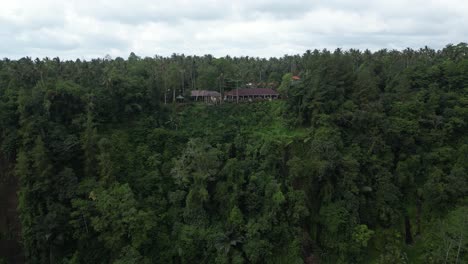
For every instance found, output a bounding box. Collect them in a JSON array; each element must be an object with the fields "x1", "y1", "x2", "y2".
[{"x1": 82, "y1": 106, "x2": 98, "y2": 178}]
